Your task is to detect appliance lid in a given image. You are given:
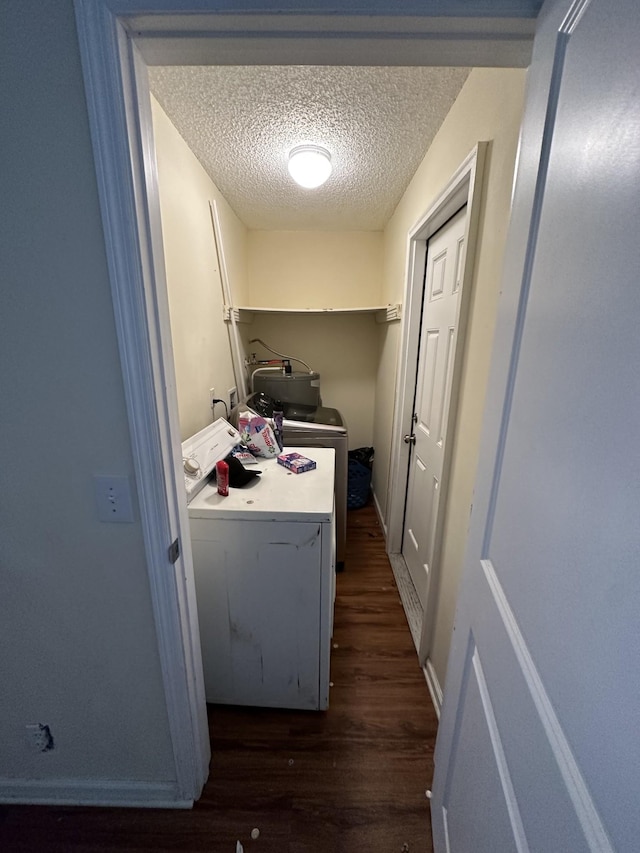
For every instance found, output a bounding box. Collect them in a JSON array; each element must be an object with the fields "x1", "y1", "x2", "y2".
[
  {"x1": 181, "y1": 417, "x2": 241, "y2": 502},
  {"x1": 283, "y1": 417, "x2": 347, "y2": 436},
  {"x1": 237, "y1": 393, "x2": 345, "y2": 428},
  {"x1": 284, "y1": 405, "x2": 345, "y2": 428},
  {"x1": 187, "y1": 447, "x2": 335, "y2": 522}
]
